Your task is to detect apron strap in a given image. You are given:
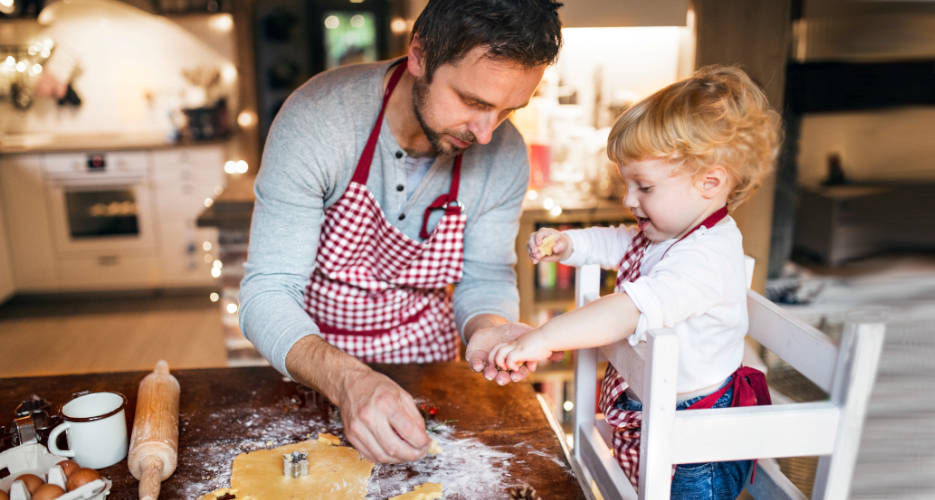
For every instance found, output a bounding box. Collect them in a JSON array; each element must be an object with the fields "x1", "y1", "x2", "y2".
[
  {"x1": 350, "y1": 59, "x2": 409, "y2": 186},
  {"x1": 420, "y1": 154, "x2": 463, "y2": 239},
  {"x1": 660, "y1": 204, "x2": 729, "y2": 260}
]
